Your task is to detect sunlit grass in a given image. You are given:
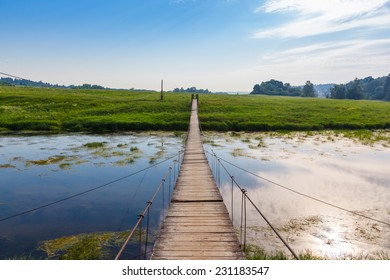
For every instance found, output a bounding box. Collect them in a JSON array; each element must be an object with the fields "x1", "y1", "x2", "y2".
[
  {"x1": 2, "y1": 87, "x2": 390, "y2": 132},
  {"x1": 0, "y1": 87, "x2": 191, "y2": 132},
  {"x1": 245, "y1": 245, "x2": 390, "y2": 260},
  {"x1": 198, "y1": 94, "x2": 390, "y2": 131}
]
